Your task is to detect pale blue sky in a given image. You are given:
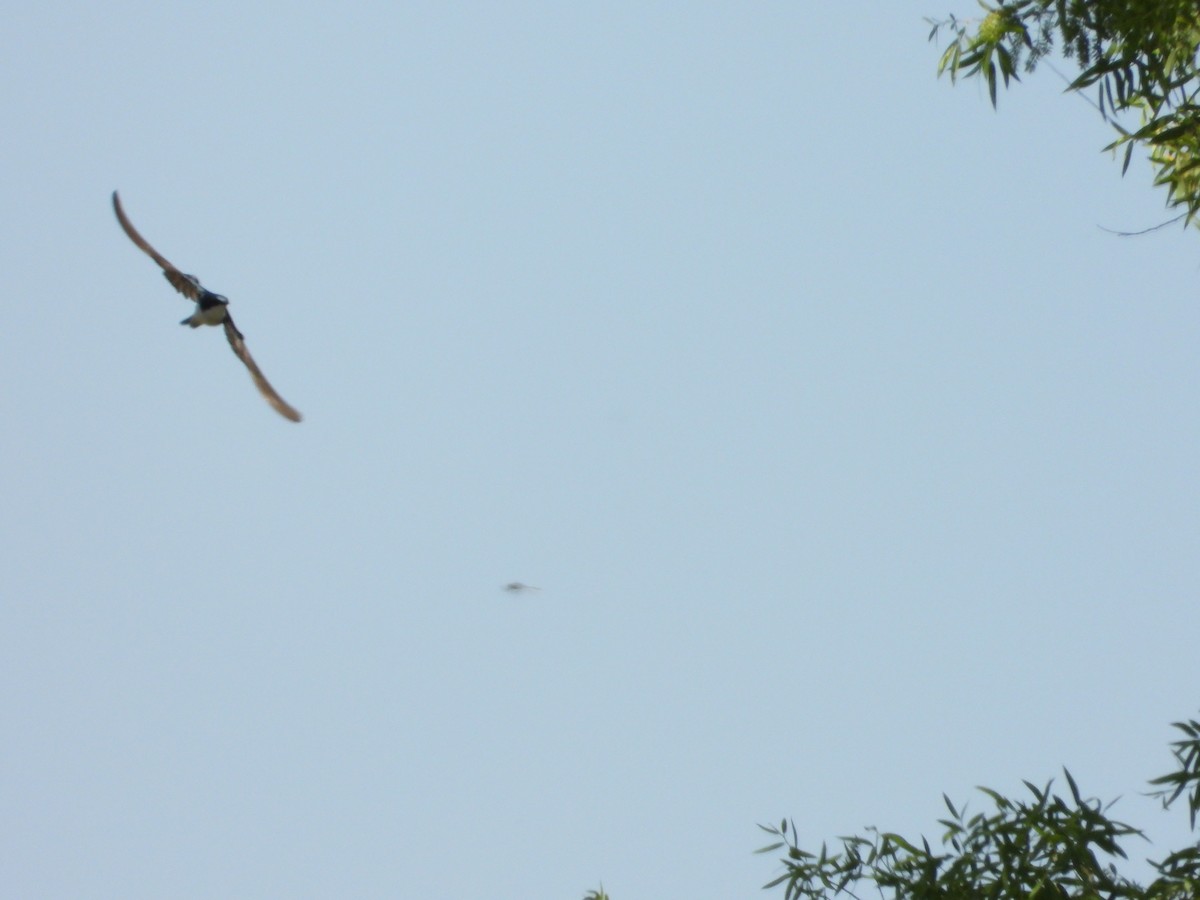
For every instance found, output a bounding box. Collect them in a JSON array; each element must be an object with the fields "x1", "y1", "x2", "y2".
[{"x1": 2, "y1": 3, "x2": 1198, "y2": 898}]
